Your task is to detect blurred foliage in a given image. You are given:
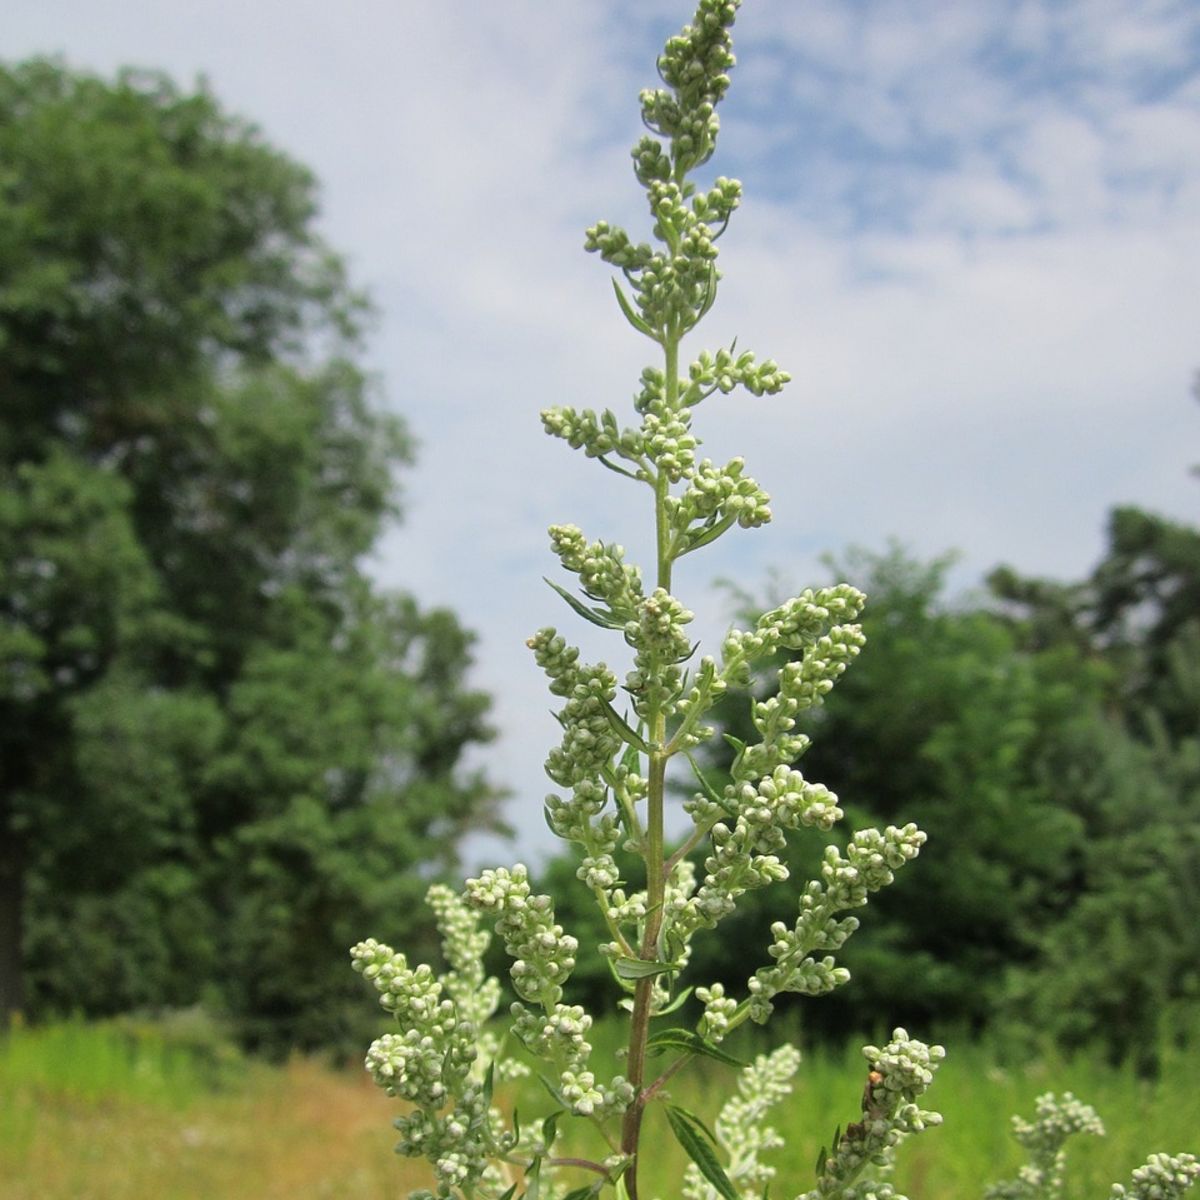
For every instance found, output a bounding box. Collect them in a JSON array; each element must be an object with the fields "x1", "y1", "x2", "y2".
[{"x1": 0, "y1": 59, "x2": 504, "y2": 1051}]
